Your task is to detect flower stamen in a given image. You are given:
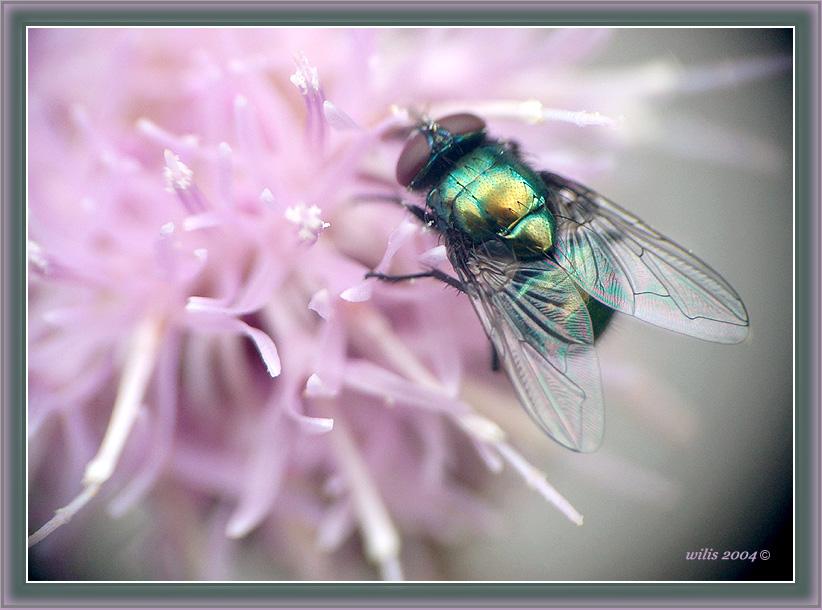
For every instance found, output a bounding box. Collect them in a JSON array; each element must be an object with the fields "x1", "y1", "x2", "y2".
[
  {"x1": 330, "y1": 411, "x2": 404, "y2": 581},
  {"x1": 163, "y1": 149, "x2": 194, "y2": 192},
  {"x1": 290, "y1": 52, "x2": 326, "y2": 151},
  {"x1": 430, "y1": 99, "x2": 619, "y2": 127},
  {"x1": 496, "y1": 442, "x2": 584, "y2": 526},
  {"x1": 284, "y1": 203, "x2": 331, "y2": 244},
  {"x1": 348, "y1": 305, "x2": 584, "y2": 526},
  {"x1": 28, "y1": 315, "x2": 164, "y2": 546}
]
